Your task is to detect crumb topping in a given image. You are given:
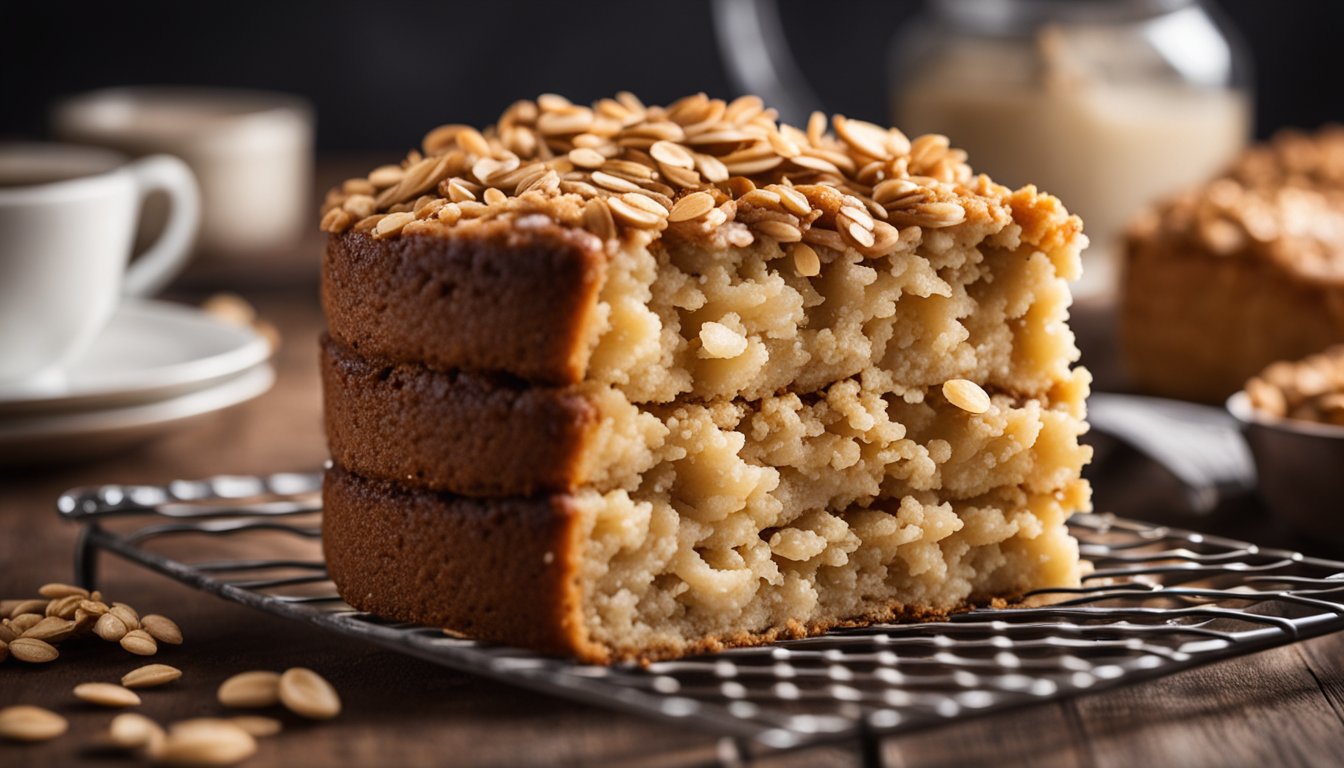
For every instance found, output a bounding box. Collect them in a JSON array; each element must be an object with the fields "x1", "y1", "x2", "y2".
[
  {"x1": 1129, "y1": 127, "x2": 1344, "y2": 281},
  {"x1": 1231, "y1": 127, "x2": 1344, "y2": 191},
  {"x1": 319, "y1": 92, "x2": 1074, "y2": 260},
  {"x1": 1245, "y1": 345, "x2": 1344, "y2": 427}
]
